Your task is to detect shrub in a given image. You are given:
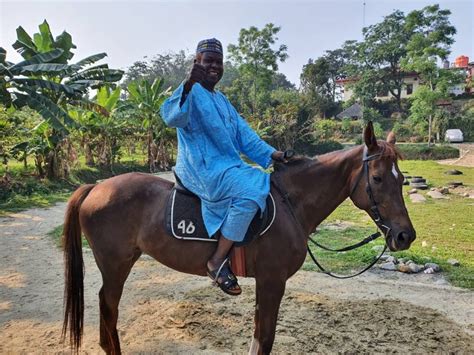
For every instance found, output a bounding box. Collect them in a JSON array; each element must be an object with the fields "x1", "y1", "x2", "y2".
[
  {"x1": 295, "y1": 139, "x2": 344, "y2": 156},
  {"x1": 313, "y1": 119, "x2": 340, "y2": 140},
  {"x1": 398, "y1": 144, "x2": 459, "y2": 160}
]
